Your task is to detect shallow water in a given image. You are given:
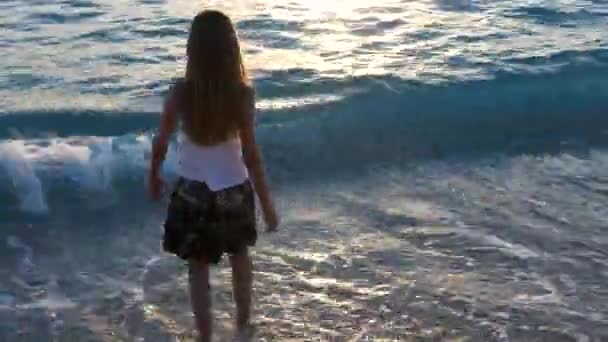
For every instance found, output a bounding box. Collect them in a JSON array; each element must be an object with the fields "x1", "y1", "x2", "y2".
[{"x1": 1, "y1": 0, "x2": 608, "y2": 341}]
